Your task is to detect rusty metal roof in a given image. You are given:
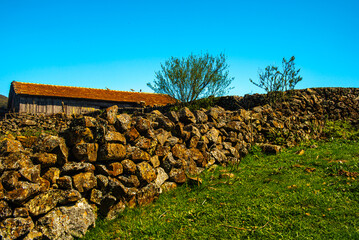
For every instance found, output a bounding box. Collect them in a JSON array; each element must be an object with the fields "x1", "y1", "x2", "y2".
[{"x1": 11, "y1": 81, "x2": 177, "y2": 107}]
